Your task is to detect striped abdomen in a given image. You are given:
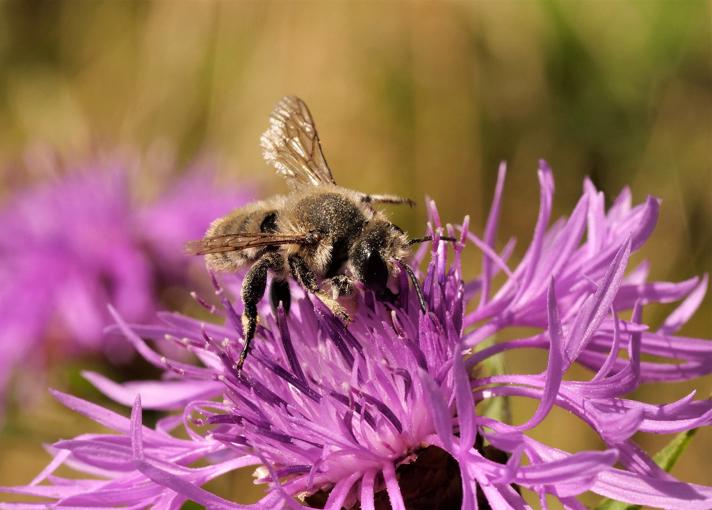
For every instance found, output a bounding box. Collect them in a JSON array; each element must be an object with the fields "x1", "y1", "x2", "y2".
[{"x1": 204, "y1": 196, "x2": 286, "y2": 272}]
